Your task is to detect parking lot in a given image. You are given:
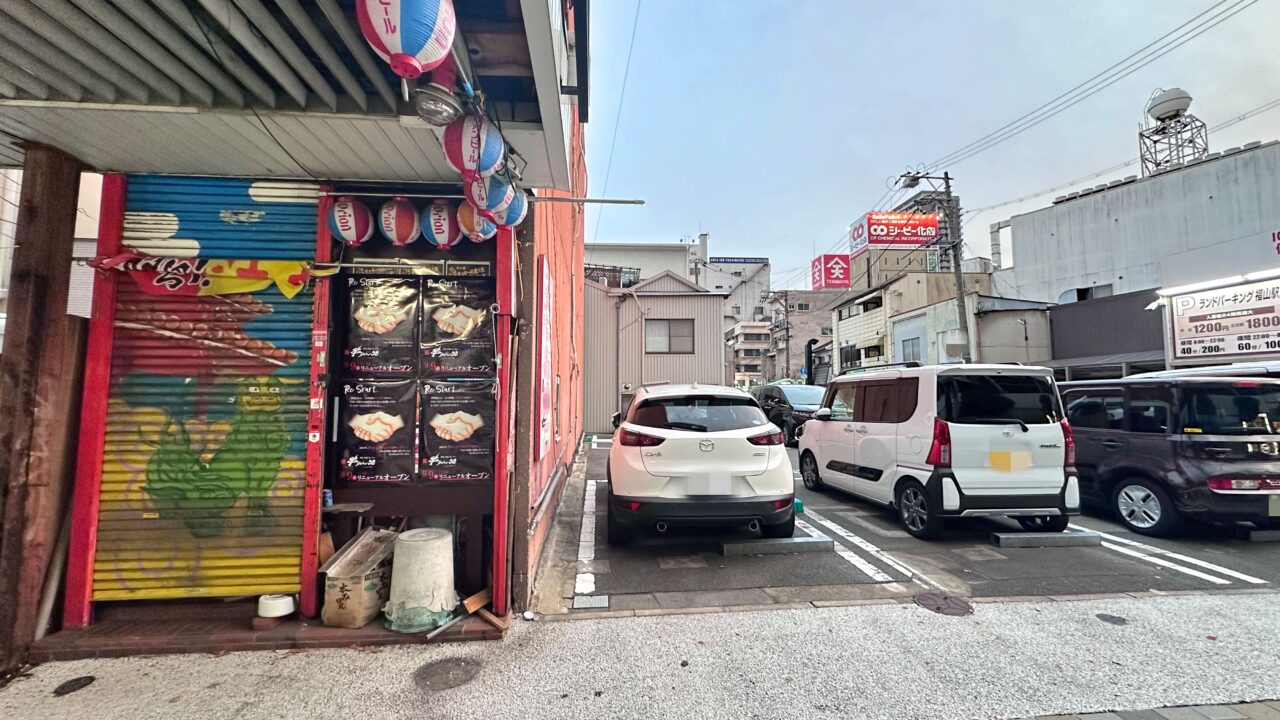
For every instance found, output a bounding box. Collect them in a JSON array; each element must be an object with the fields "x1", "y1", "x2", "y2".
[{"x1": 532, "y1": 440, "x2": 1280, "y2": 616}]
